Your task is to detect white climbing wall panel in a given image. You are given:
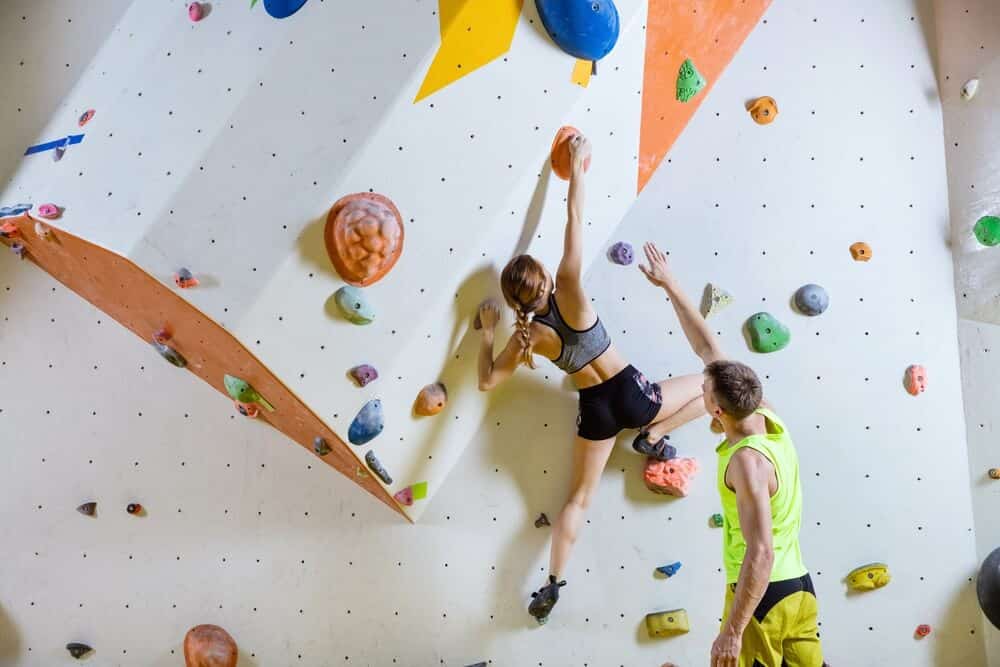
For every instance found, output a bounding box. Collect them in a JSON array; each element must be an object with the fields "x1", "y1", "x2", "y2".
[
  {"x1": 0, "y1": 0, "x2": 991, "y2": 666},
  {"x1": 934, "y1": 0, "x2": 1000, "y2": 662}
]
